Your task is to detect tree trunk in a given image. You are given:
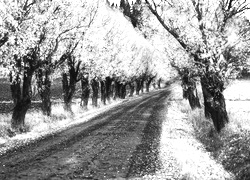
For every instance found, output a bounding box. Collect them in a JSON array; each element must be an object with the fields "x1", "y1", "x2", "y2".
[
  {"x1": 120, "y1": 83, "x2": 127, "y2": 99},
  {"x1": 37, "y1": 68, "x2": 52, "y2": 116},
  {"x1": 80, "y1": 76, "x2": 90, "y2": 109},
  {"x1": 135, "y1": 79, "x2": 141, "y2": 95},
  {"x1": 146, "y1": 77, "x2": 154, "y2": 92},
  {"x1": 62, "y1": 73, "x2": 76, "y2": 113},
  {"x1": 91, "y1": 78, "x2": 99, "y2": 107},
  {"x1": 152, "y1": 82, "x2": 156, "y2": 89},
  {"x1": 10, "y1": 73, "x2": 21, "y2": 107},
  {"x1": 200, "y1": 76, "x2": 229, "y2": 132},
  {"x1": 181, "y1": 70, "x2": 201, "y2": 110},
  {"x1": 110, "y1": 80, "x2": 115, "y2": 100},
  {"x1": 129, "y1": 82, "x2": 135, "y2": 97},
  {"x1": 105, "y1": 77, "x2": 112, "y2": 103},
  {"x1": 113, "y1": 80, "x2": 117, "y2": 100},
  {"x1": 113, "y1": 80, "x2": 122, "y2": 100},
  {"x1": 157, "y1": 78, "x2": 162, "y2": 89},
  {"x1": 10, "y1": 69, "x2": 33, "y2": 132},
  {"x1": 100, "y1": 80, "x2": 106, "y2": 105},
  {"x1": 140, "y1": 79, "x2": 144, "y2": 93},
  {"x1": 62, "y1": 55, "x2": 81, "y2": 113}
]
